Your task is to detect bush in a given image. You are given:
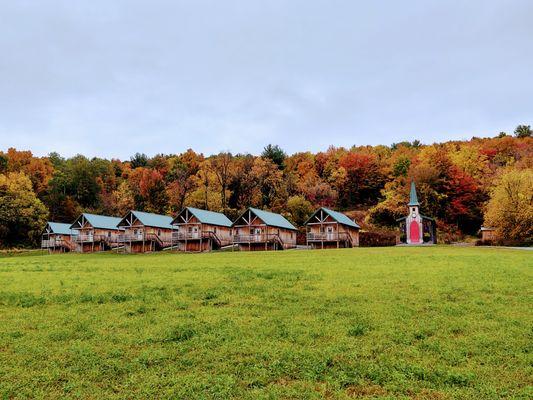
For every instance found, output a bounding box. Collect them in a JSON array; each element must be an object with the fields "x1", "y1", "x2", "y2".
[
  {"x1": 436, "y1": 222, "x2": 463, "y2": 244},
  {"x1": 476, "y1": 238, "x2": 531, "y2": 247},
  {"x1": 360, "y1": 231, "x2": 397, "y2": 247}
]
